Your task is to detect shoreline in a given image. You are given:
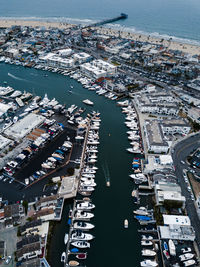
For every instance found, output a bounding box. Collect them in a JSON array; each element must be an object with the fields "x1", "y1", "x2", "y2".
[{"x1": 0, "y1": 18, "x2": 200, "y2": 55}]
